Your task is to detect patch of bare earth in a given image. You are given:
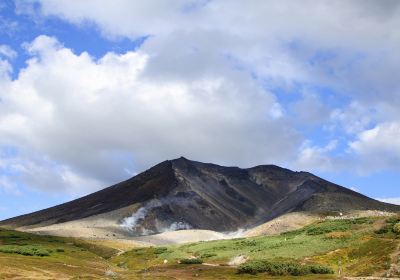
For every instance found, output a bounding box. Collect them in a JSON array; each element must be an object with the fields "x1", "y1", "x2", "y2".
[{"x1": 244, "y1": 212, "x2": 318, "y2": 237}]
